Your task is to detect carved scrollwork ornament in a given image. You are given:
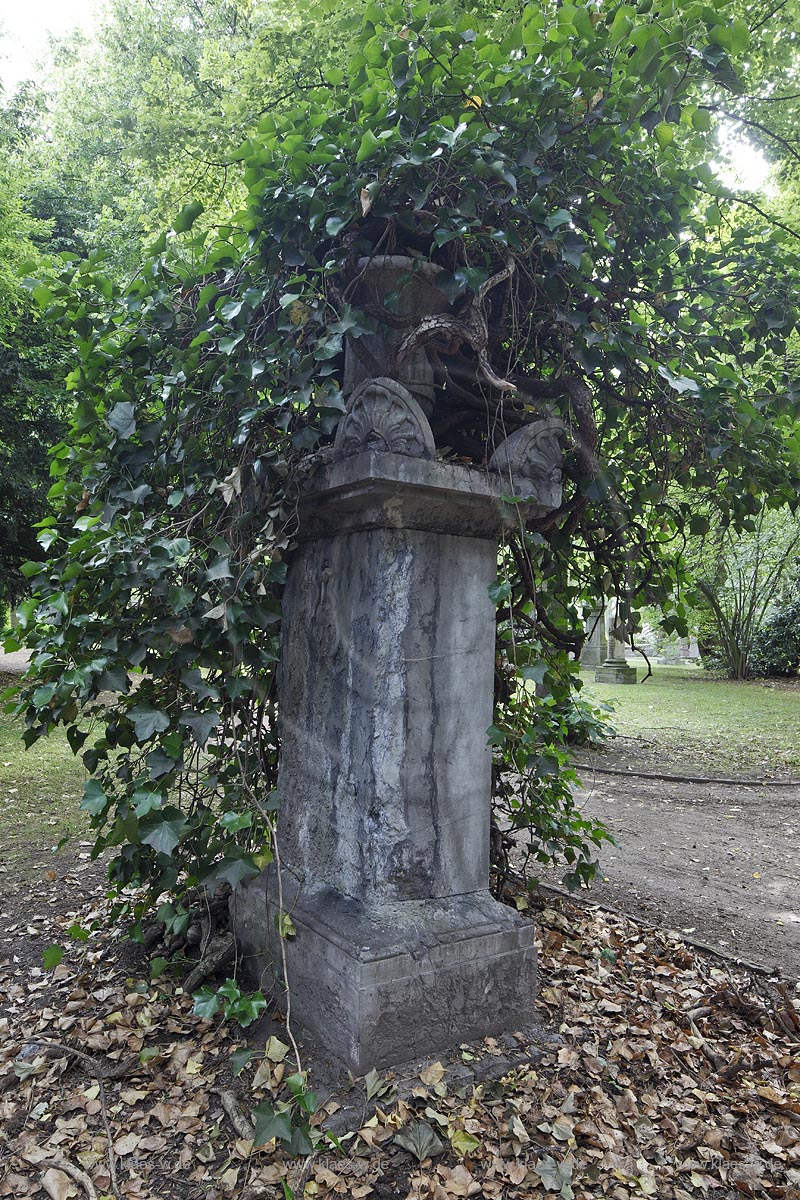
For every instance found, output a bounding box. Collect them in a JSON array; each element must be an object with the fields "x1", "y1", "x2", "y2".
[
  {"x1": 488, "y1": 417, "x2": 566, "y2": 512},
  {"x1": 334, "y1": 376, "x2": 437, "y2": 461}
]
